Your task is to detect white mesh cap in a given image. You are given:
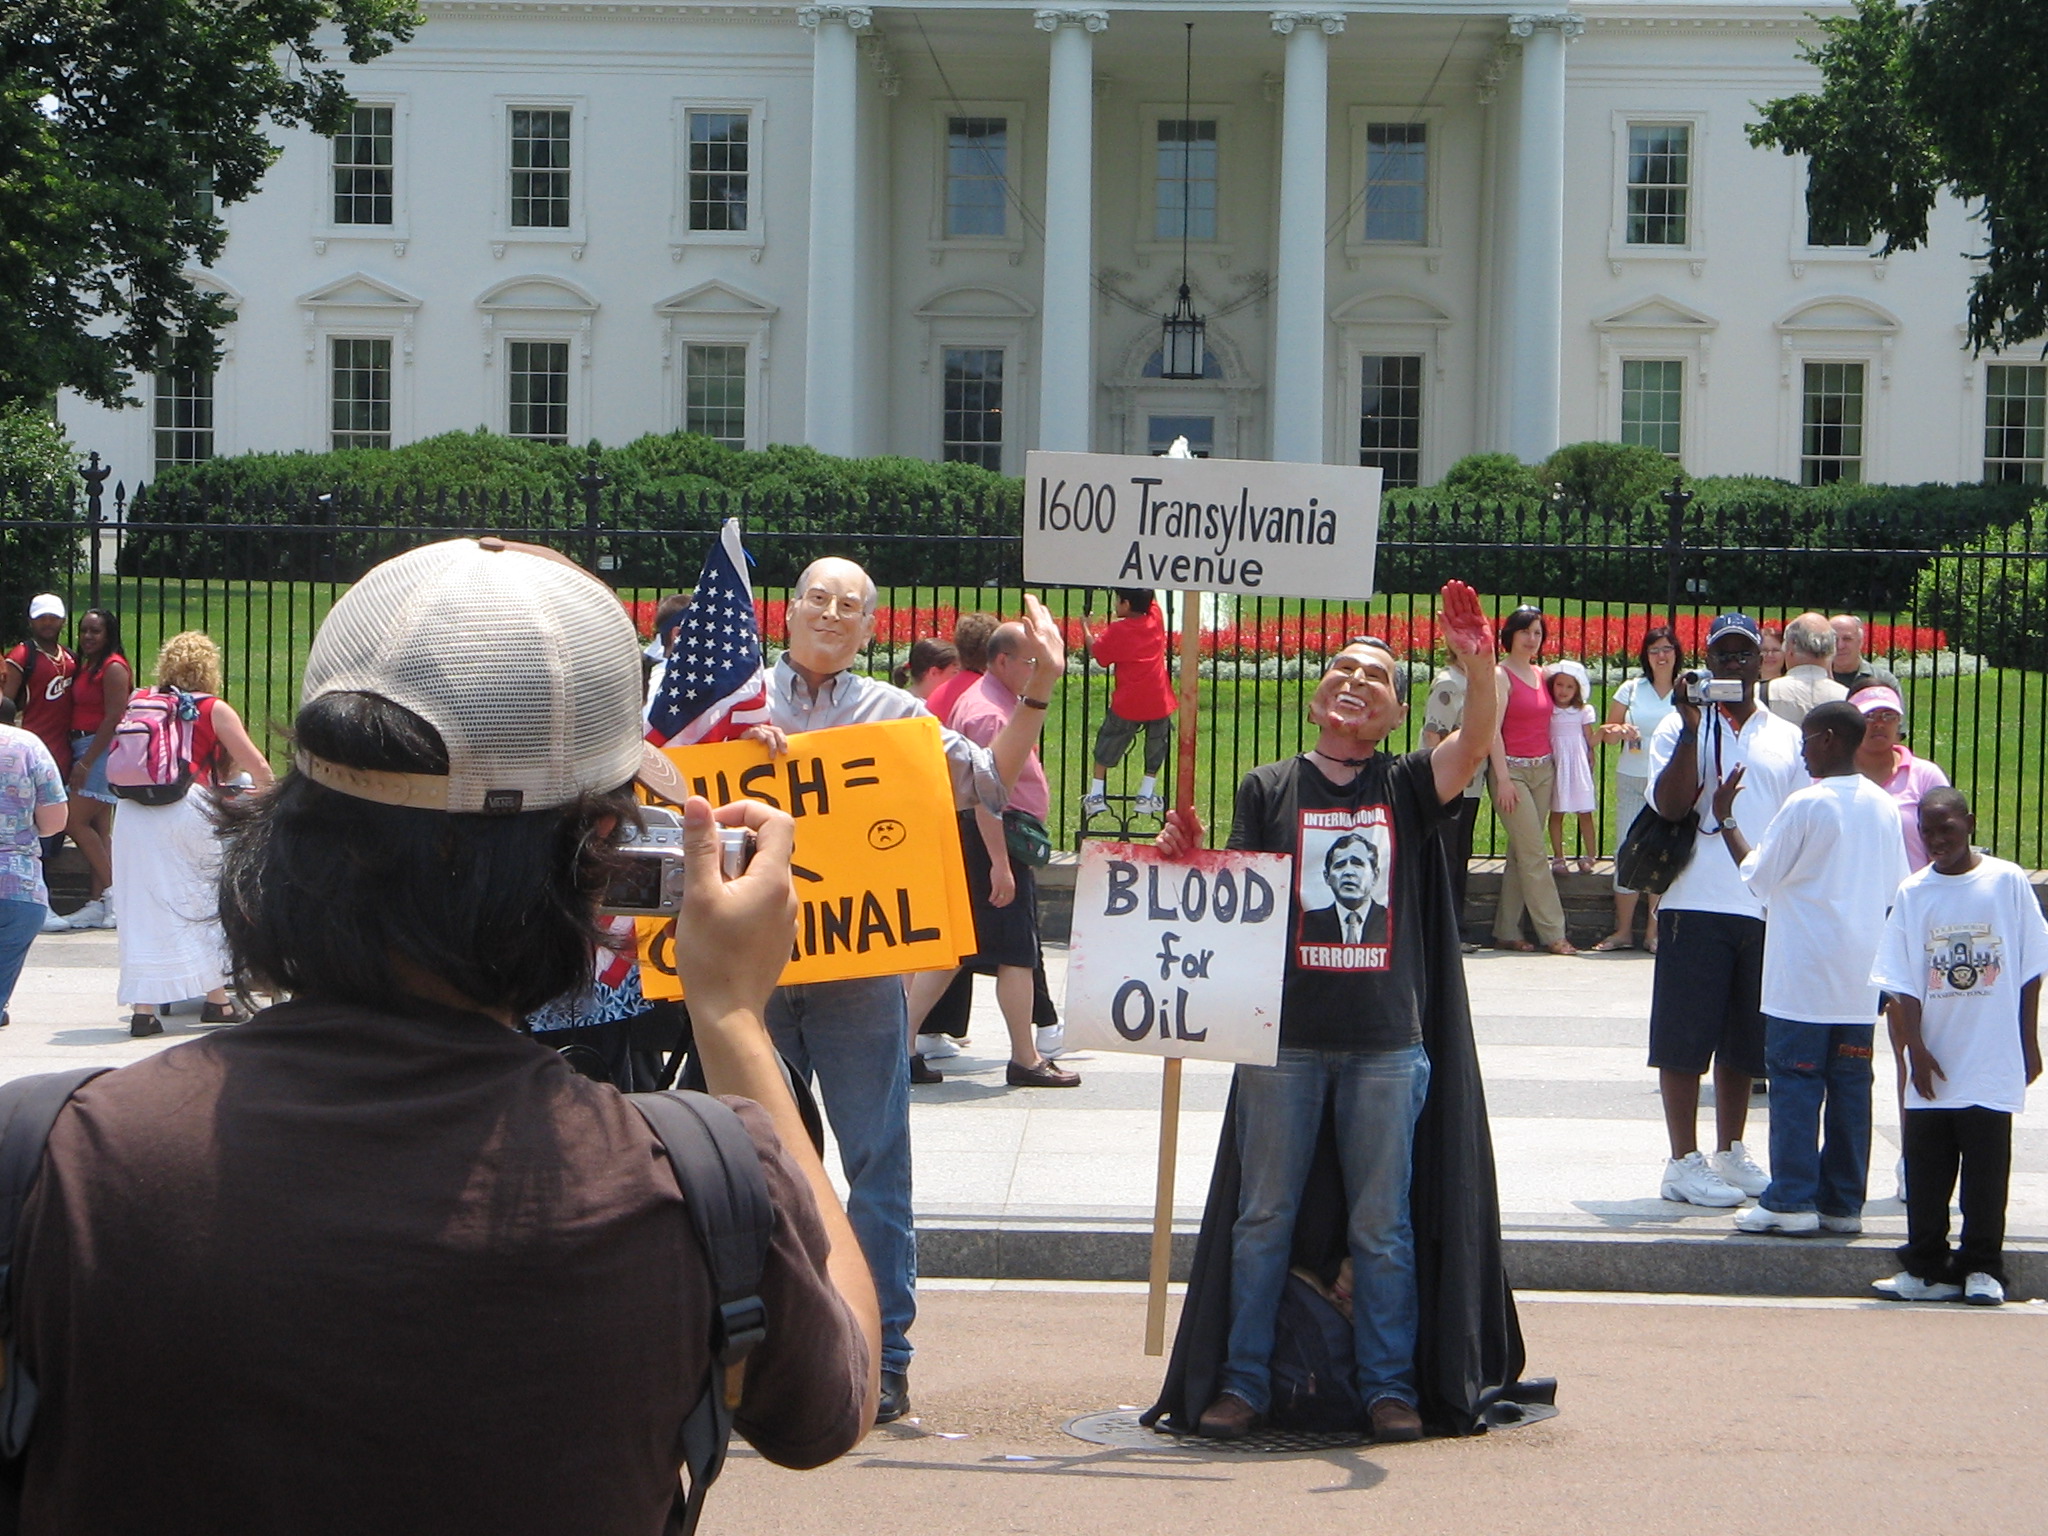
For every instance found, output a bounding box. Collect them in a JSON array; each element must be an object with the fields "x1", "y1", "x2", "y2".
[{"x1": 301, "y1": 539, "x2": 681, "y2": 813}]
